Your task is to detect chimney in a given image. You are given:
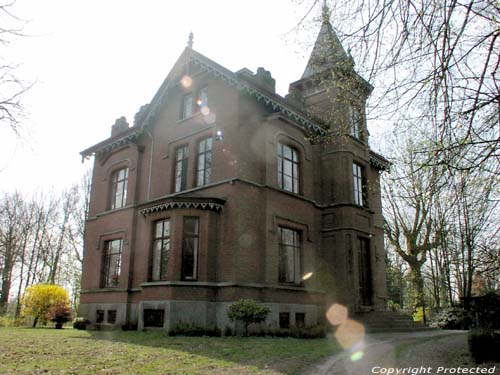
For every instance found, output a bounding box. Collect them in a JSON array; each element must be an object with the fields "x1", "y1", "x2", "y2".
[
  {"x1": 111, "y1": 116, "x2": 129, "y2": 137},
  {"x1": 254, "y1": 67, "x2": 276, "y2": 93}
]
